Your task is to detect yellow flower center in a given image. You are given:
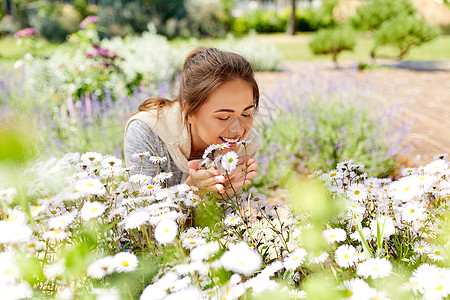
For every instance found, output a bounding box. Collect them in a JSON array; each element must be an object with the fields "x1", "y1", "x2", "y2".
[
  {"x1": 122, "y1": 261, "x2": 129, "y2": 267},
  {"x1": 354, "y1": 190, "x2": 360, "y2": 195},
  {"x1": 86, "y1": 183, "x2": 95, "y2": 187},
  {"x1": 344, "y1": 254, "x2": 349, "y2": 259}
]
